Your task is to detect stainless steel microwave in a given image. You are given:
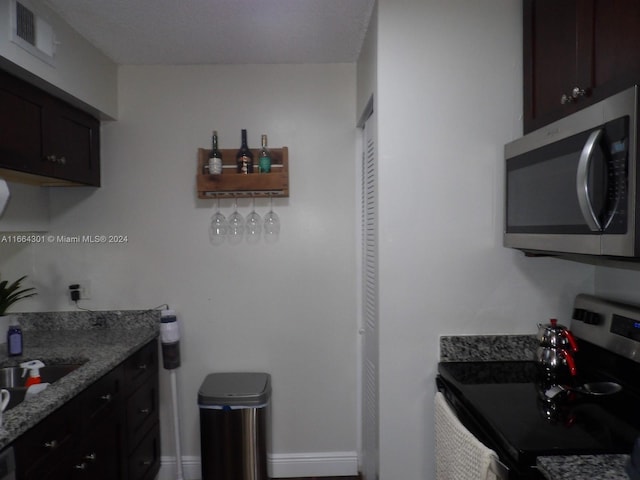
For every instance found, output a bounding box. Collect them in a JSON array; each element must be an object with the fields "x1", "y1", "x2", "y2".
[{"x1": 504, "y1": 85, "x2": 638, "y2": 257}]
